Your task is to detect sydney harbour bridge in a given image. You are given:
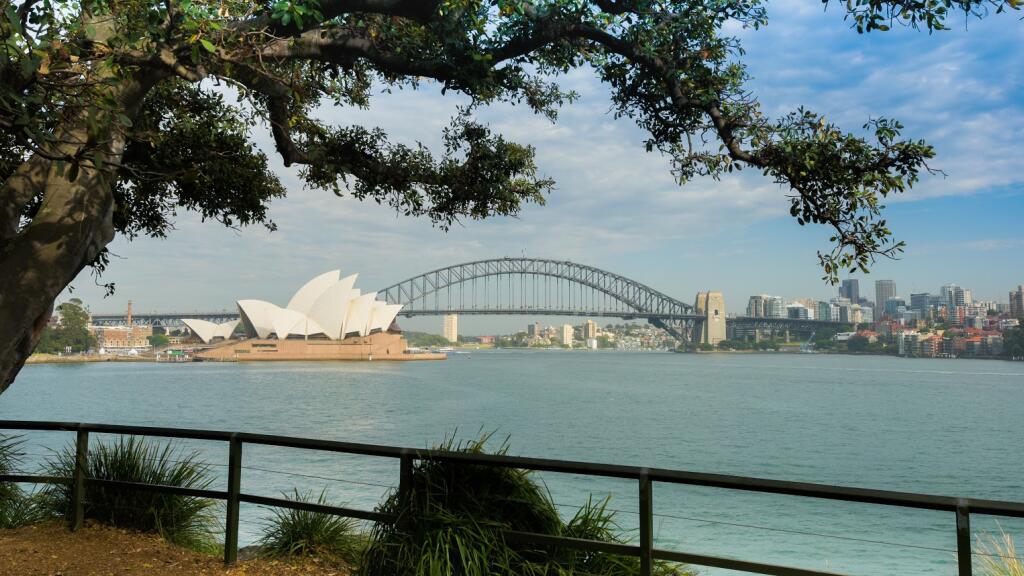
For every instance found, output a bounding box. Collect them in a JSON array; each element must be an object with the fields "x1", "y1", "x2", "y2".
[{"x1": 90, "y1": 257, "x2": 848, "y2": 342}]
